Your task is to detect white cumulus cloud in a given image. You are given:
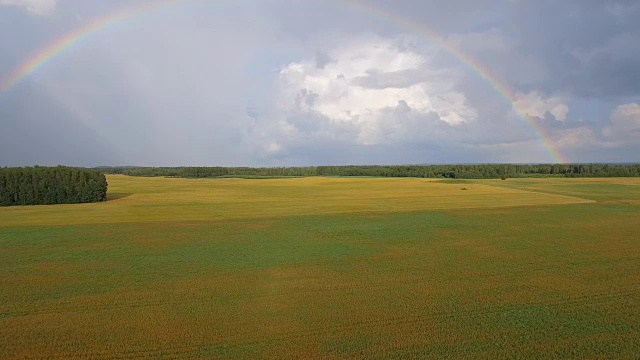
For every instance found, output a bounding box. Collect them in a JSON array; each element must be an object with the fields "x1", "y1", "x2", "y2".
[
  {"x1": 514, "y1": 91, "x2": 569, "y2": 121},
  {"x1": 604, "y1": 103, "x2": 640, "y2": 144},
  {"x1": 557, "y1": 127, "x2": 599, "y2": 148},
  {"x1": 274, "y1": 34, "x2": 477, "y2": 146},
  {"x1": 0, "y1": 0, "x2": 56, "y2": 15}
]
